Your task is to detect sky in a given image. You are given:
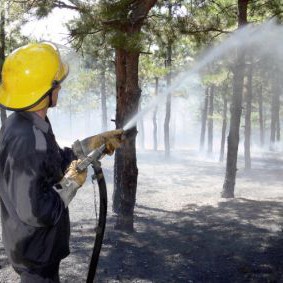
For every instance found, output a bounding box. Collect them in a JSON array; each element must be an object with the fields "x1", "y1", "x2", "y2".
[{"x1": 21, "y1": 7, "x2": 78, "y2": 45}]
